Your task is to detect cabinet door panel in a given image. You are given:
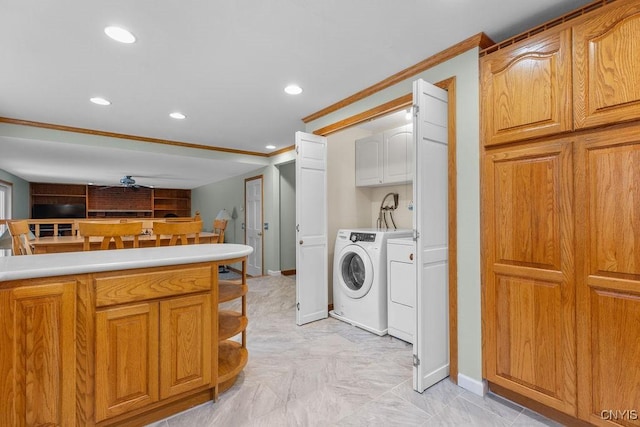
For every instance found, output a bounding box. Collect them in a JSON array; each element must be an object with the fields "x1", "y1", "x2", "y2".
[
  {"x1": 160, "y1": 293, "x2": 212, "y2": 399},
  {"x1": 95, "y1": 303, "x2": 159, "y2": 422},
  {"x1": 0, "y1": 281, "x2": 76, "y2": 426},
  {"x1": 355, "y1": 134, "x2": 383, "y2": 186},
  {"x1": 481, "y1": 28, "x2": 572, "y2": 146},
  {"x1": 482, "y1": 139, "x2": 575, "y2": 414},
  {"x1": 383, "y1": 125, "x2": 413, "y2": 184},
  {"x1": 574, "y1": 0, "x2": 640, "y2": 129},
  {"x1": 576, "y1": 126, "x2": 640, "y2": 425}
]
